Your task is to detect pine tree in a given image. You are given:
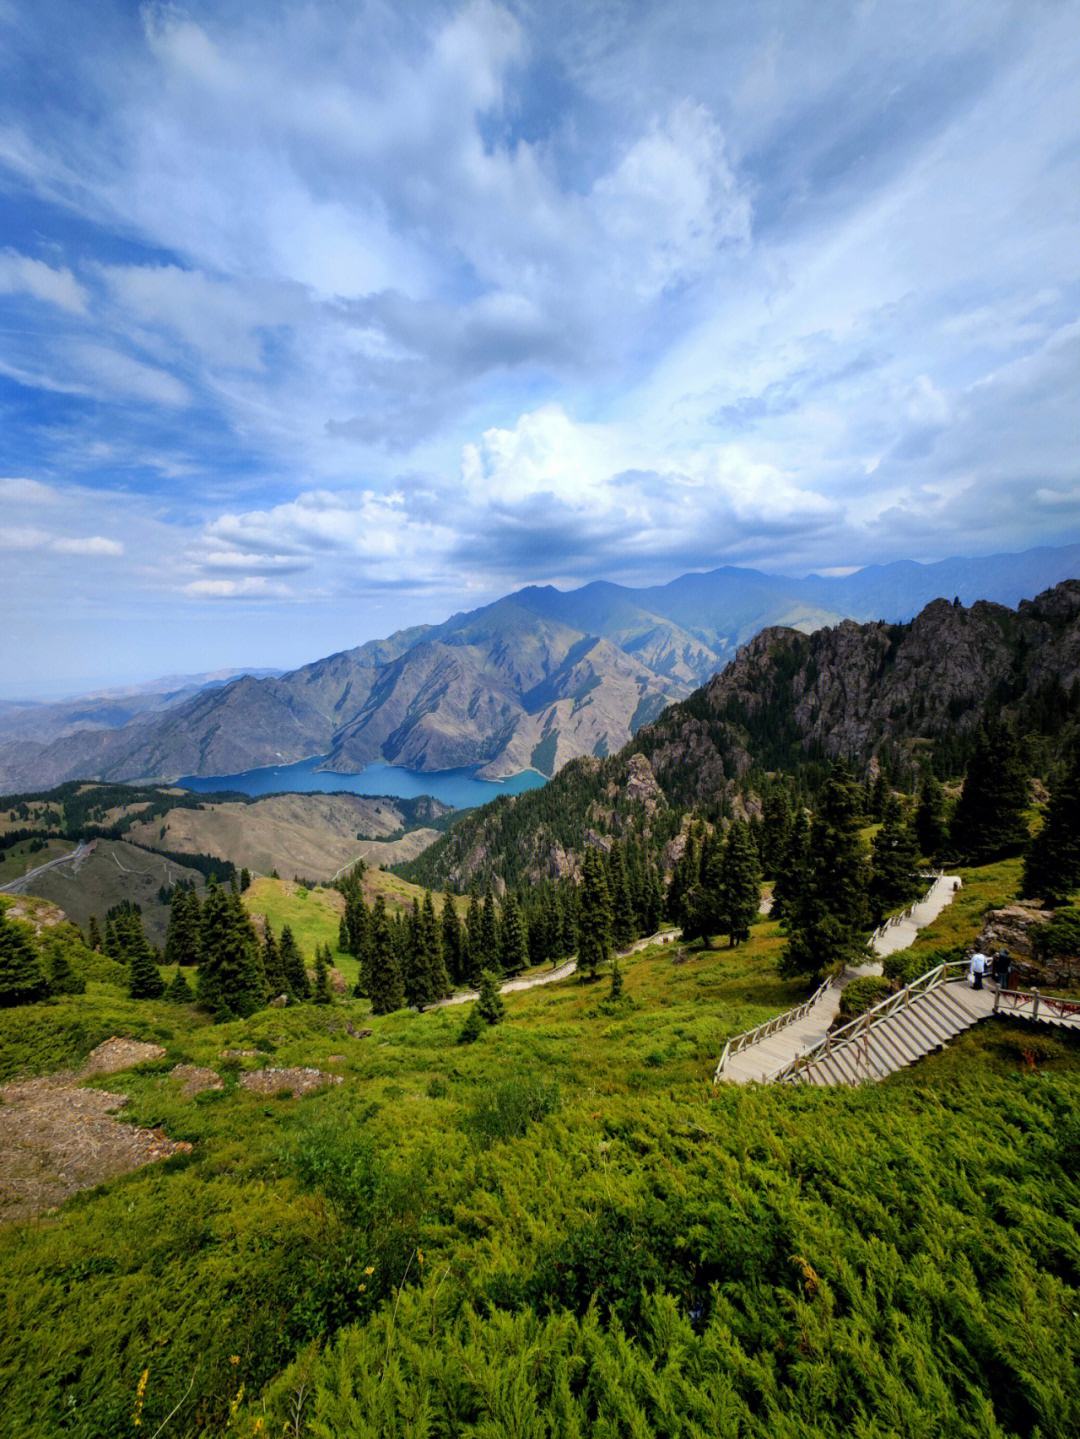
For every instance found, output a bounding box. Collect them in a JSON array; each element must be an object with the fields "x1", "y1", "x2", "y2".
[
  {"x1": 782, "y1": 762, "x2": 870, "y2": 979},
  {"x1": 338, "y1": 915, "x2": 351, "y2": 954},
  {"x1": 771, "y1": 807, "x2": 810, "y2": 923},
  {"x1": 440, "y1": 894, "x2": 466, "y2": 985},
  {"x1": 950, "y1": 725, "x2": 1030, "y2": 863},
  {"x1": 1023, "y1": 746, "x2": 1080, "y2": 903},
  {"x1": 458, "y1": 1005, "x2": 484, "y2": 1044},
  {"x1": 464, "y1": 890, "x2": 484, "y2": 983},
  {"x1": 279, "y1": 924, "x2": 311, "y2": 1000},
  {"x1": 47, "y1": 943, "x2": 85, "y2": 996},
  {"x1": 607, "y1": 845, "x2": 635, "y2": 950},
  {"x1": 609, "y1": 958, "x2": 624, "y2": 1001},
  {"x1": 128, "y1": 944, "x2": 165, "y2": 1000},
  {"x1": 198, "y1": 892, "x2": 267, "y2": 1019},
  {"x1": 480, "y1": 889, "x2": 500, "y2": 972},
  {"x1": 868, "y1": 795, "x2": 922, "y2": 923},
  {"x1": 164, "y1": 887, "x2": 201, "y2": 968},
  {"x1": 313, "y1": 945, "x2": 333, "y2": 1004},
  {"x1": 0, "y1": 908, "x2": 48, "y2": 1006},
  {"x1": 87, "y1": 914, "x2": 102, "y2": 952},
  {"x1": 421, "y1": 892, "x2": 451, "y2": 998},
  {"x1": 914, "y1": 772, "x2": 950, "y2": 858},
  {"x1": 239, "y1": 867, "x2": 252, "y2": 892},
  {"x1": 718, "y1": 819, "x2": 762, "y2": 947},
  {"x1": 577, "y1": 847, "x2": 613, "y2": 978},
  {"x1": 761, "y1": 789, "x2": 793, "y2": 878},
  {"x1": 166, "y1": 964, "x2": 194, "y2": 1002},
  {"x1": 366, "y1": 897, "x2": 404, "y2": 1015},
  {"x1": 262, "y1": 923, "x2": 289, "y2": 999},
  {"x1": 498, "y1": 894, "x2": 528, "y2": 976},
  {"x1": 476, "y1": 969, "x2": 505, "y2": 1025},
  {"x1": 683, "y1": 829, "x2": 724, "y2": 945}
]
